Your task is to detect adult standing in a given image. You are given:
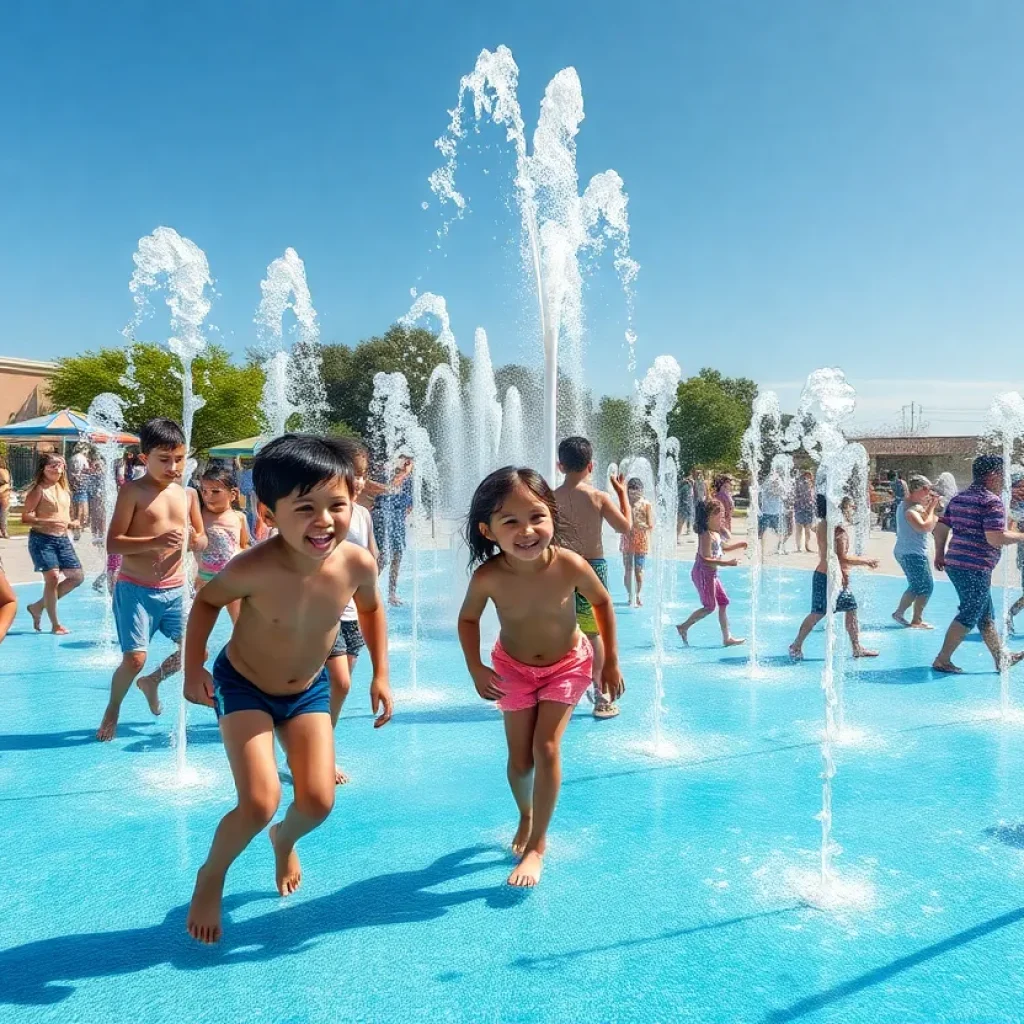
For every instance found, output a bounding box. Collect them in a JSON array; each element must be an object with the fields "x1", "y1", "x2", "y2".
[
  {"x1": 892, "y1": 475, "x2": 940, "y2": 629},
  {"x1": 0, "y1": 453, "x2": 10, "y2": 539},
  {"x1": 932, "y1": 455, "x2": 1024, "y2": 674},
  {"x1": 714, "y1": 473, "x2": 735, "y2": 534},
  {"x1": 677, "y1": 469, "x2": 695, "y2": 538},
  {"x1": 68, "y1": 444, "x2": 90, "y2": 541},
  {"x1": 693, "y1": 469, "x2": 708, "y2": 506},
  {"x1": 757, "y1": 467, "x2": 784, "y2": 558},
  {"x1": 372, "y1": 455, "x2": 414, "y2": 606},
  {"x1": 237, "y1": 457, "x2": 260, "y2": 539},
  {"x1": 793, "y1": 470, "x2": 816, "y2": 553}
]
